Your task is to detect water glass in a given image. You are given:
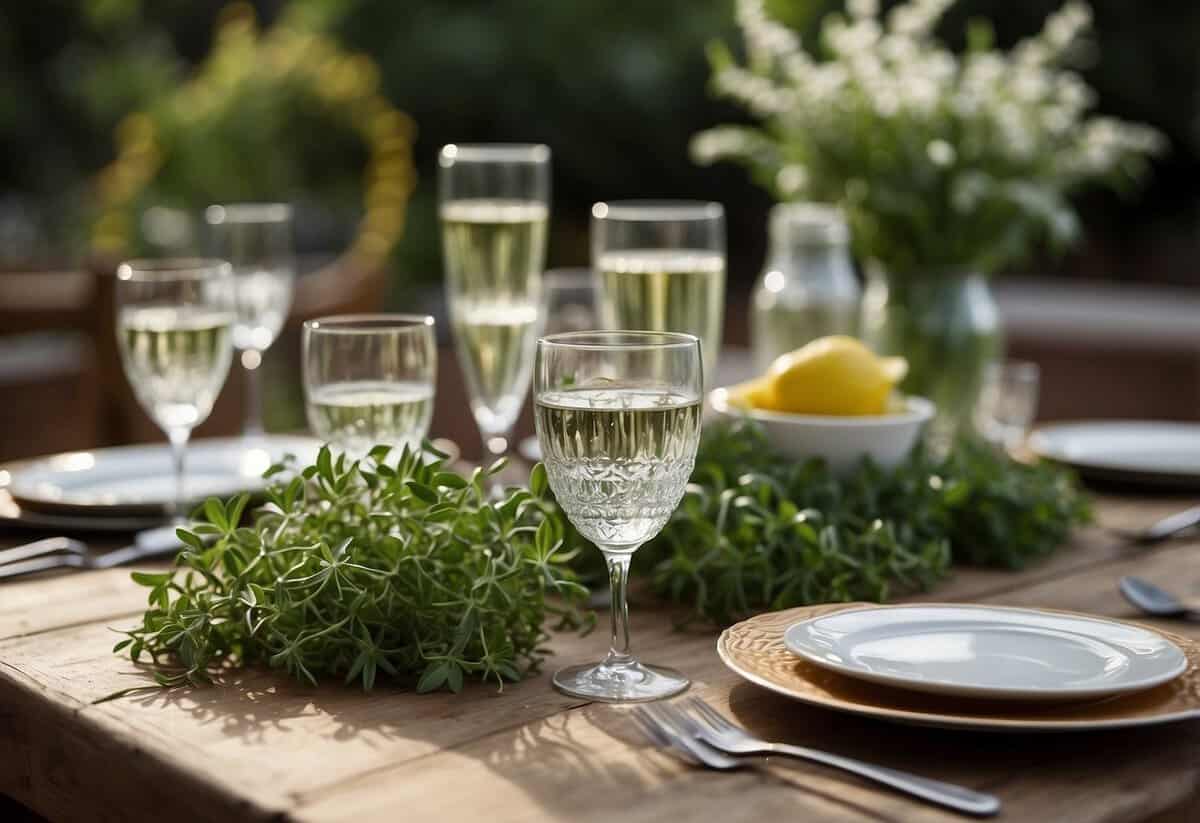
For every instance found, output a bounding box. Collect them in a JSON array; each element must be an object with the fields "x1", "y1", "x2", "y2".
[
  {"x1": 439, "y1": 143, "x2": 550, "y2": 479},
  {"x1": 591, "y1": 200, "x2": 725, "y2": 383},
  {"x1": 115, "y1": 259, "x2": 236, "y2": 520},
  {"x1": 535, "y1": 331, "x2": 703, "y2": 702},
  {"x1": 205, "y1": 203, "x2": 295, "y2": 438},
  {"x1": 976, "y1": 360, "x2": 1041, "y2": 449},
  {"x1": 542, "y1": 268, "x2": 598, "y2": 335},
  {"x1": 302, "y1": 315, "x2": 437, "y2": 457}
]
